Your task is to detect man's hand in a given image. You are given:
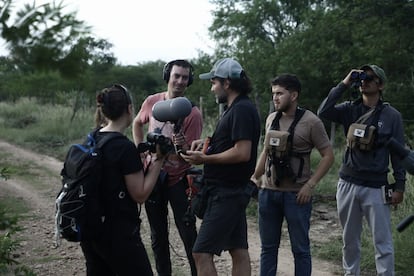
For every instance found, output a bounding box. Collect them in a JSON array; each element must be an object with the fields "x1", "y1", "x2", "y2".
[
  {"x1": 296, "y1": 182, "x2": 313, "y2": 204},
  {"x1": 180, "y1": 150, "x2": 205, "y2": 165},
  {"x1": 391, "y1": 191, "x2": 404, "y2": 206},
  {"x1": 190, "y1": 139, "x2": 204, "y2": 151},
  {"x1": 342, "y1": 69, "x2": 363, "y2": 87}
]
